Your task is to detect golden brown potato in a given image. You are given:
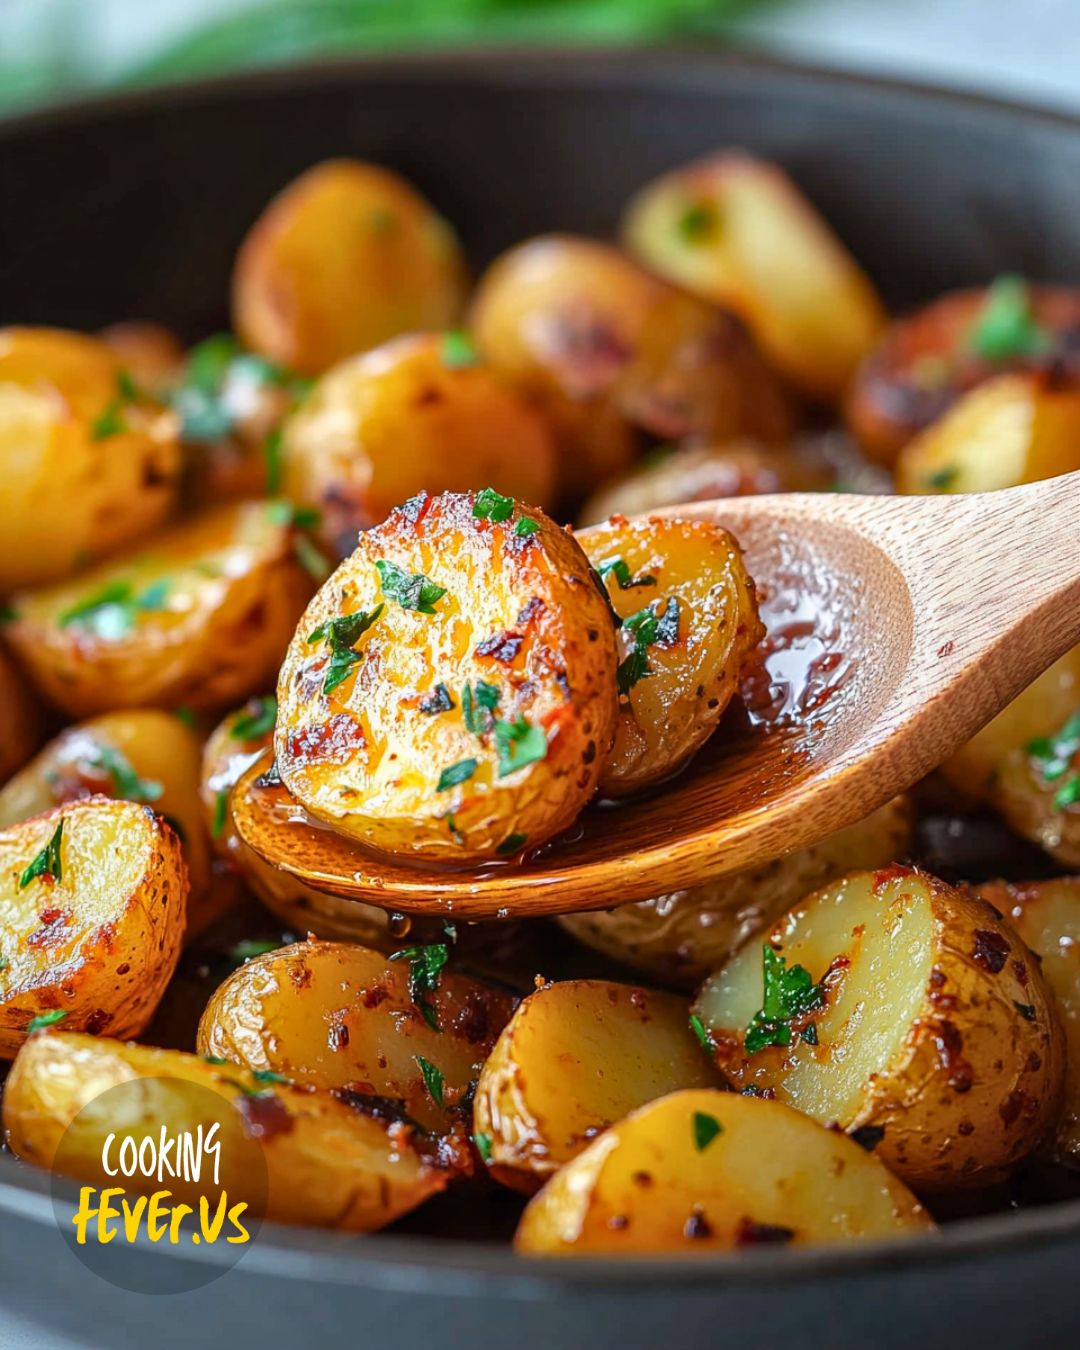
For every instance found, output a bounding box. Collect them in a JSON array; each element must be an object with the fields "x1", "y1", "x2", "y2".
[
  {"x1": 0, "y1": 710, "x2": 211, "y2": 926},
  {"x1": 939, "y1": 647, "x2": 1080, "y2": 805},
  {"x1": 197, "y1": 939, "x2": 515, "y2": 1133},
  {"x1": 515, "y1": 1089, "x2": 933, "y2": 1254},
  {"x1": 559, "y1": 796, "x2": 913, "y2": 987},
  {"x1": 0, "y1": 646, "x2": 40, "y2": 783},
  {"x1": 233, "y1": 159, "x2": 467, "y2": 376},
  {"x1": 474, "y1": 979, "x2": 720, "y2": 1192},
  {"x1": 470, "y1": 235, "x2": 791, "y2": 495},
  {"x1": 279, "y1": 332, "x2": 558, "y2": 553},
  {"x1": 6, "y1": 500, "x2": 315, "y2": 717},
  {"x1": 97, "y1": 321, "x2": 184, "y2": 393},
  {"x1": 578, "y1": 514, "x2": 762, "y2": 796},
  {"x1": 3, "y1": 1034, "x2": 450, "y2": 1230},
  {"x1": 846, "y1": 281, "x2": 1080, "y2": 464},
  {"x1": 991, "y1": 707, "x2": 1080, "y2": 868},
  {"x1": 622, "y1": 153, "x2": 886, "y2": 400},
  {"x1": 979, "y1": 877, "x2": 1080, "y2": 1165},
  {"x1": 0, "y1": 798, "x2": 187, "y2": 1056},
  {"x1": 579, "y1": 438, "x2": 832, "y2": 525},
  {"x1": 0, "y1": 327, "x2": 180, "y2": 590},
  {"x1": 895, "y1": 373, "x2": 1080, "y2": 495},
  {"x1": 694, "y1": 866, "x2": 1064, "y2": 1190},
  {"x1": 275, "y1": 490, "x2": 618, "y2": 861}
]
